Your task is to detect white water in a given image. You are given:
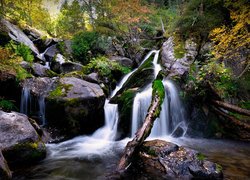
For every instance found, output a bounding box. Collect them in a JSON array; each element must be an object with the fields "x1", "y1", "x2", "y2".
[
  {"x1": 131, "y1": 50, "x2": 187, "y2": 138},
  {"x1": 20, "y1": 87, "x2": 31, "y2": 115},
  {"x1": 38, "y1": 96, "x2": 46, "y2": 126}
]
